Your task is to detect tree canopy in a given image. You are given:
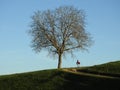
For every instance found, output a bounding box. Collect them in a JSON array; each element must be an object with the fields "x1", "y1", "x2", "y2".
[{"x1": 29, "y1": 6, "x2": 92, "y2": 68}]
